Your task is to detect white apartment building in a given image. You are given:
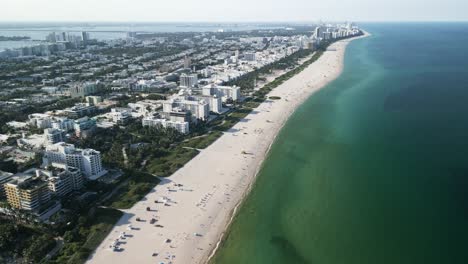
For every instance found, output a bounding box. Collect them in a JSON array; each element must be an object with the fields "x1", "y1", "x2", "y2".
[
  {"x1": 142, "y1": 117, "x2": 189, "y2": 134},
  {"x1": 180, "y1": 74, "x2": 198, "y2": 88},
  {"x1": 110, "y1": 108, "x2": 132, "y2": 125},
  {"x1": 128, "y1": 100, "x2": 162, "y2": 115},
  {"x1": 51, "y1": 117, "x2": 75, "y2": 132},
  {"x1": 44, "y1": 128, "x2": 66, "y2": 145},
  {"x1": 202, "y1": 84, "x2": 241, "y2": 102},
  {"x1": 28, "y1": 113, "x2": 52, "y2": 129},
  {"x1": 43, "y1": 143, "x2": 107, "y2": 180},
  {"x1": 190, "y1": 95, "x2": 222, "y2": 114},
  {"x1": 70, "y1": 82, "x2": 98, "y2": 98},
  {"x1": 82, "y1": 149, "x2": 105, "y2": 180},
  {"x1": 243, "y1": 52, "x2": 256, "y2": 61},
  {"x1": 36, "y1": 166, "x2": 83, "y2": 197},
  {"x1": 86, "y1": 96, "x2": 103, "y2": 105},
  {"x1": 162, "y1": 97, "x2": 209, "y2": 120},
  {"x1": 74, "y1": 117, "x2": 96, "y2": 138},
  {"x1": 64, "y1": 103, "x2": 97, "y2": 119}
]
